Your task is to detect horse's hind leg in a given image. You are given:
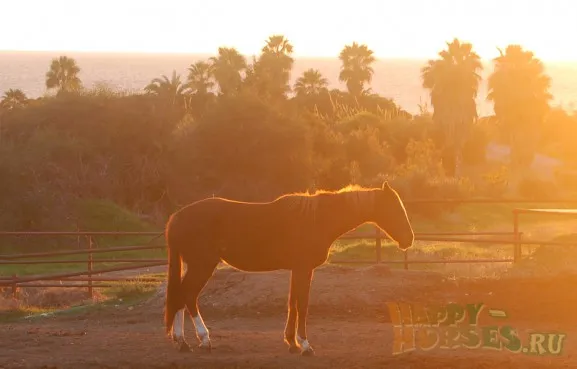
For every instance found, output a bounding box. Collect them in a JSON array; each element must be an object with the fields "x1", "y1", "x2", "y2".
[
  {"x1": 172, "y1": 309, "x2": 189, "y2": 352},
  {"x1": 181, "y1": 259, "x2": 219, "y2": 352},
  {"x1": 295, "y1": 268, "x2": 315, "y2": 356}
]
